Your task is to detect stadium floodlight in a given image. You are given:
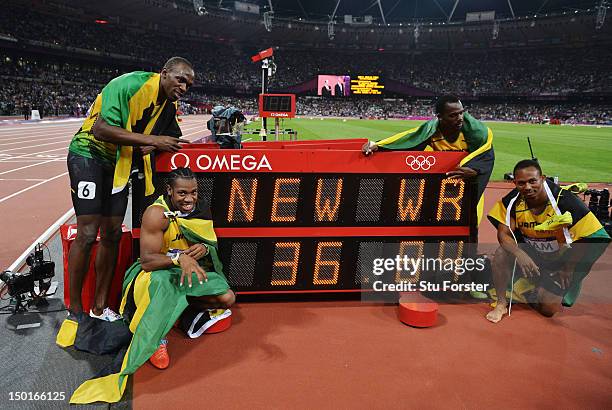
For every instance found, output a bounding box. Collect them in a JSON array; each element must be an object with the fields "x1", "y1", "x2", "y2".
[
  {"x1": 193, "y1": 0, "x2": 207, "y2": 16},
  {"x1": 328, "y1": 21, "x2": 335, "y2": 40},
  {"x1": 596, "y1": 0, "x2": 607, "y2": 29},
  {"x1": 263, "y1": 11, "x2": 274, "y2": 32}
]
